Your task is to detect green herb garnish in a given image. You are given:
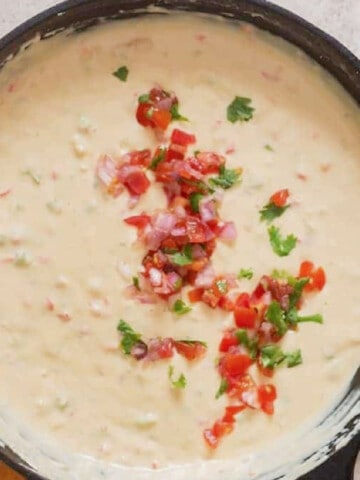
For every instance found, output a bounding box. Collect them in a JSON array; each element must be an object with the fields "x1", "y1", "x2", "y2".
[
  {"x1": 170, "y1": 245, "x2": 193, "y2": 266},
  {"x1": 260, "y1": 203, "x2": 289, "y2": 223},
  {"x1": 227, "y1": 96, "x2": 254, "y2": 123},
  {"x1": 238, "y1": 268, "x2": 253, "y2": 280},
  {"x1": 170, "y1": 103, "x2": 188, "y2": 122},
  {"x1": 260, "y1": 344, "x2": 303, "y2": 369},
  {"x1": 149, "y1": 148, "x2": 166, "y2": 170},
  {"x1": 209, "y1": 164, "x2": 242, "y2": 190},
  {"x1": 117, "y1": 320, "x2": 143, "y2": 355},
  {"x1": 296, "y1": 313, "x2": 323, "y2": 324},
  {"x1": 189, "y1": 193, "x2": 204, "y2": 214},
  {"x1": 265, "y1": 301, "x2": 288, "y2": 336},
  {"x1": 173, "y1": 299, "x2": 192, "y2": 315},
  {"x1": 235, "y1": 329, "x2": 258, "y2": 359},
  {"x1": 215, "y1": 278, "x2": 228, "y2": 295},
  {"x1": 264, "y1": 144, "x2": 274, "y2": 152},
  {"x1": 138, "y1": 93, "x2": 150, "y2": 104},
  {"x1": 168, "y1": 366, "x2": 186, "y2": 389},
  {"x1": 113, "y1": 65, "x2": 129, "y2": 82},
  {"x1": 215, "y1": 378, "x2": 228, "y2": 399},
  {"x1": 268, "y1": 225, "x2": 297, "y2": 257},
  {"x1": 132, "y1": 276, "x2": 140, "y2": 291}
]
